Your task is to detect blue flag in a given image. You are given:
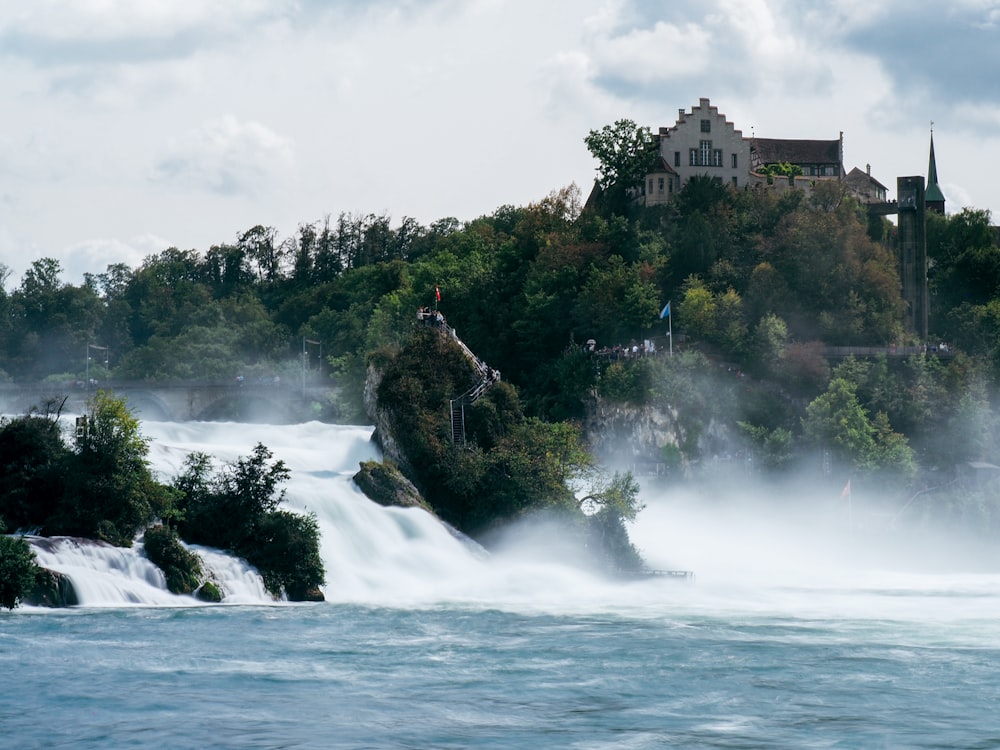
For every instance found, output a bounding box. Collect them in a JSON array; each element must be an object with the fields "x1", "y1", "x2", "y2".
[{"x1": 660, "y1": 302, "x2": 671, "y2": 319}]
